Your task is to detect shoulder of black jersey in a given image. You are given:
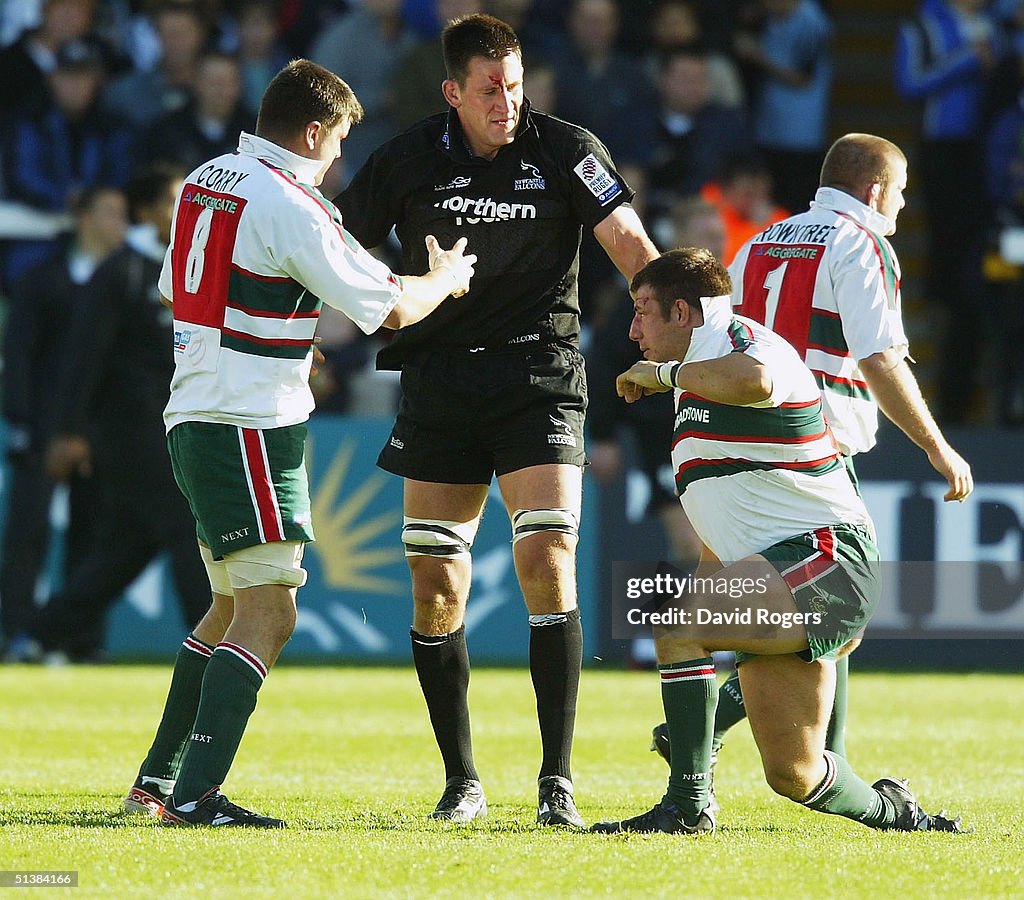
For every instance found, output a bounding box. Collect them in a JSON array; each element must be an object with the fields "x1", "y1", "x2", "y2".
[
  {"x1": 527, "y1": 108, "x2": 607, "y2": 151},
  {"x1": 368, "y1": 111, "x2": 449, "y2": 165}
]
